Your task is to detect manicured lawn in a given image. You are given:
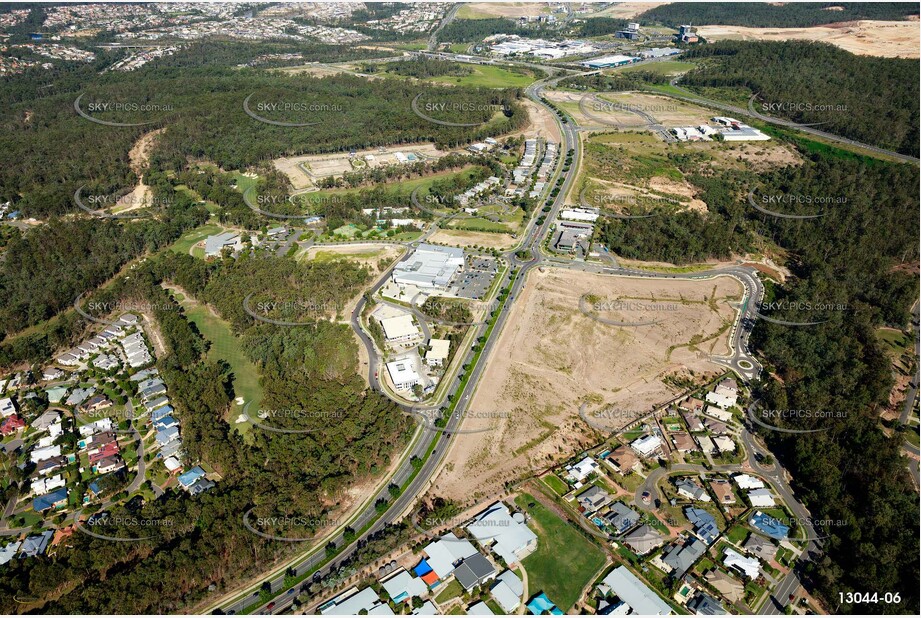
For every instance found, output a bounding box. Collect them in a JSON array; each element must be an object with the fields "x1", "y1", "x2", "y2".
[
  {"x1": 430, "y1": 64, "x2": 538, "y2": 89},
  {"x1": 434, "y1": 579, "x2": 463, "y2": 604},
  {"x1": 484, "y1": 599, "x2": 503, "y2": 615},
  {"x1": 172, "y1": 293, "x2": 263, "y2": 433},
  {"x1": 620, "y1": 60, "x2": 697, "y2": 76},
  {"x1": 169, "y1": 223, "x2": 225, "y2": 256},
  {"x1": 446, "y1": 606, "x2": 466, "y2": 615},
  {"x1": 726, "y1": 524, "x2": 750, "y2": 545},
  {"x1": 514, "y1": 492, "x2": 607, "y2": 612},
  {"x1": 542, "y1": 474, "x2": 569, "y2": 497}
]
